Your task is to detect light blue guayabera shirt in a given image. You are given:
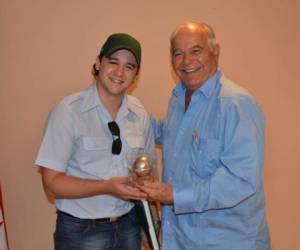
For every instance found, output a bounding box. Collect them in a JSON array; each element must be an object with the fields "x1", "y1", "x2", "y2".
[
  {"x1": 35, "y1": 84, "x2": 155, "y2": 219},
  {"x1": 155, "y1": 71, "x2": 270, "y2": 250}
]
